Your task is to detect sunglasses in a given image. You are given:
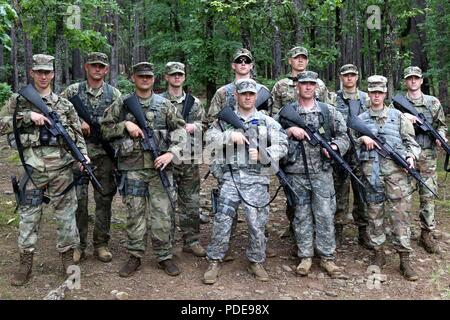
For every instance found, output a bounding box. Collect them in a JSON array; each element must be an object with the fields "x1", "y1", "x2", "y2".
[{"x1": 234, "y1": 57, "x2": 252, "y2": 64}]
